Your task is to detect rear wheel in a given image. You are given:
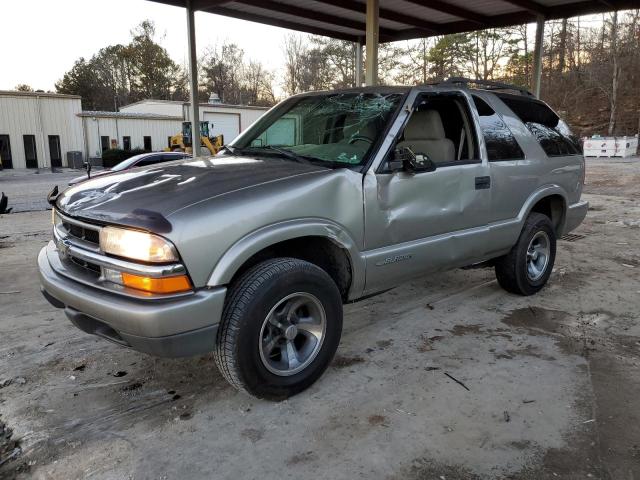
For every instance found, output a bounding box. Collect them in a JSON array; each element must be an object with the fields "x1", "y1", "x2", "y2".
[
  {"x1": 495, "y1": 212, "x2": 556, "y2": 296},
  {"x1": 214, "y1": 258, "x2": 343, "y2": 400}
]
